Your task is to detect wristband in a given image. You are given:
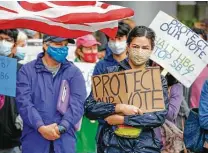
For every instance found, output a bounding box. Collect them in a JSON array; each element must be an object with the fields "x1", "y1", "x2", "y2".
[{"x1": 58, "y1": 125, "x2": 66, "y2": 134}]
